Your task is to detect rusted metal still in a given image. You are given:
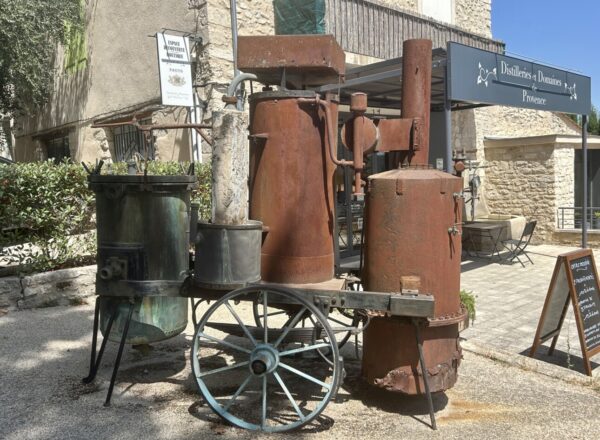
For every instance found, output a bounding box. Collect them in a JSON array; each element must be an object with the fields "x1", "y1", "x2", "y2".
[
  {"x1": 88, "y1": 175, "x2": 196, "y2": 343},
  {"x1": 248, "y1": 90, "x2": 338, "y2": 284},
  {"x1": 361, "y1": 168, "x2": 465, "y2": 394}
]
